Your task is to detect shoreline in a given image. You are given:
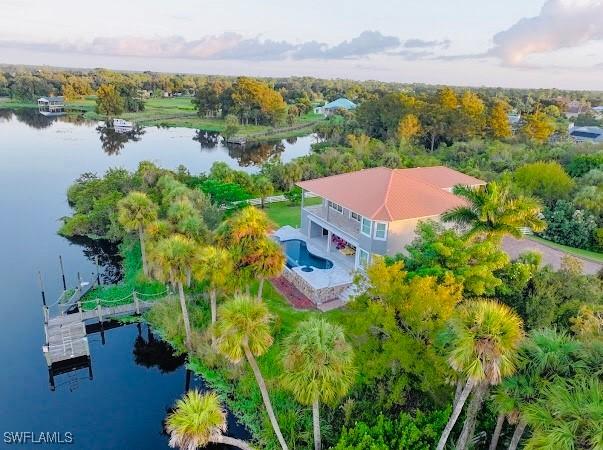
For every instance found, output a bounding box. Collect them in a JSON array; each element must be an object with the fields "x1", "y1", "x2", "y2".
[{"x1": 0, "y1": 100, "x2": 320, "y2": 142}]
